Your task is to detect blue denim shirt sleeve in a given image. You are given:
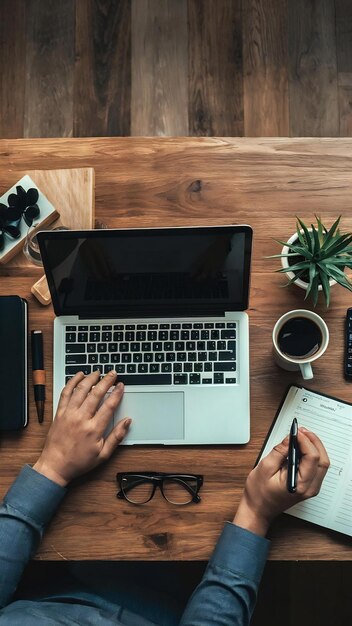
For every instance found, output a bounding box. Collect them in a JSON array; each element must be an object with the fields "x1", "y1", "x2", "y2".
[
  {"x1": 0, "y1": 464, "x2": 66, "y2": 608},
  {"x1": 179, "y1": 522, "x2": 270, "y2": 626}
]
